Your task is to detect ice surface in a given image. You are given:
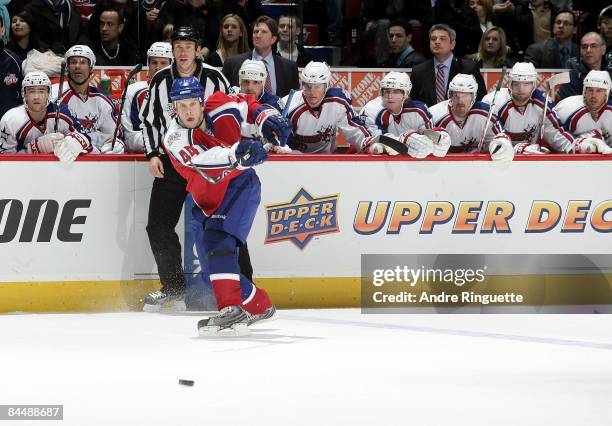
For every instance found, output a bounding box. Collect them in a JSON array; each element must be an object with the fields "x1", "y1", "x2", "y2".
[{"x1": 1, "y1": 310, "x2": 611, "y2": 426}]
